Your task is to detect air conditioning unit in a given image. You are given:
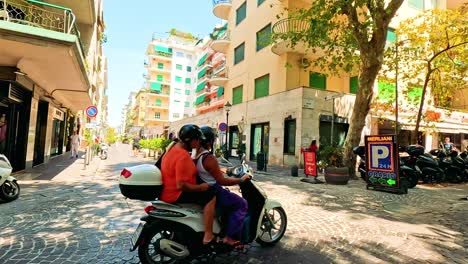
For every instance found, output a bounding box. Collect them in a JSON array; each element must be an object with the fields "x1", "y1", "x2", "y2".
[{"x1": 300, "y1": 57, "x2": 311, "y2": 68}]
